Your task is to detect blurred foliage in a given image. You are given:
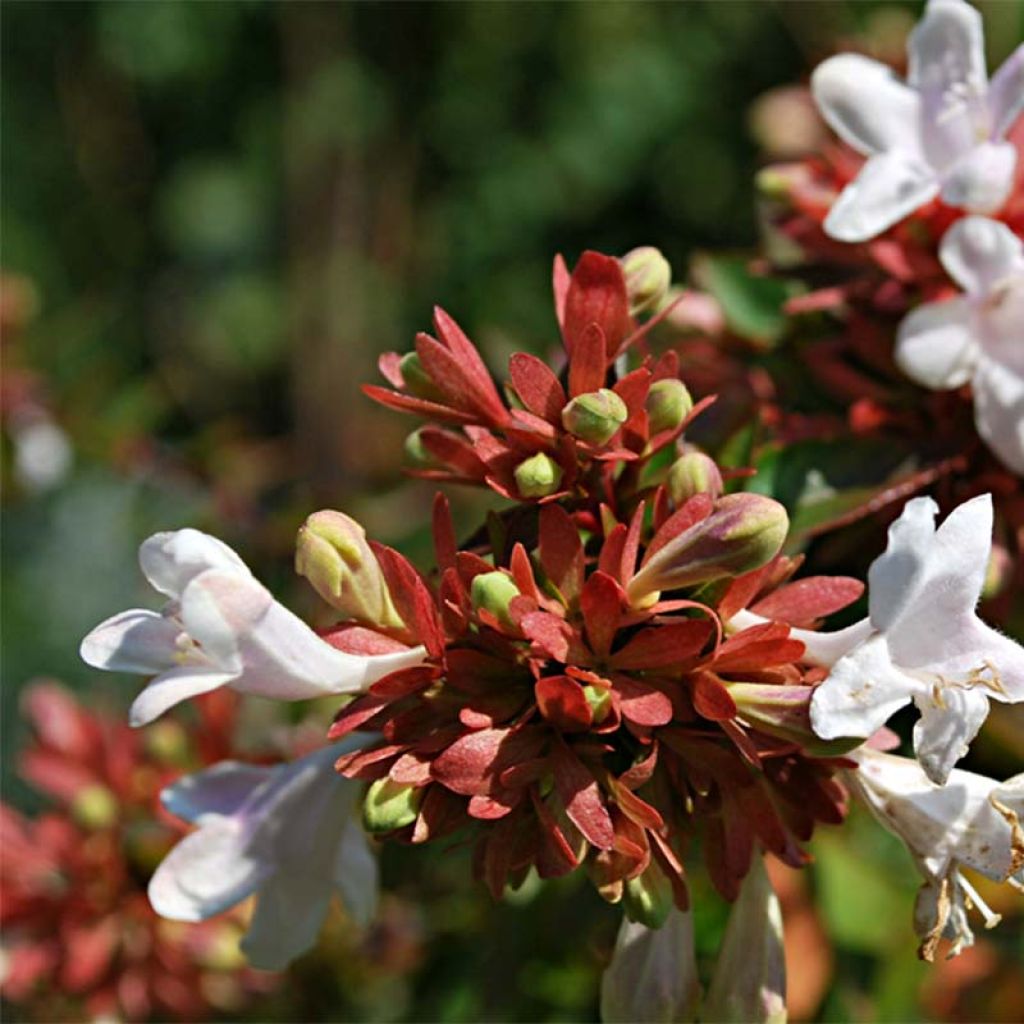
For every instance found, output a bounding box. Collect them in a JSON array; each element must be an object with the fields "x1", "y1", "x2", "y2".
[{"x1": 2, "y1": 2, "x2": 1021, "y2": 1022}]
